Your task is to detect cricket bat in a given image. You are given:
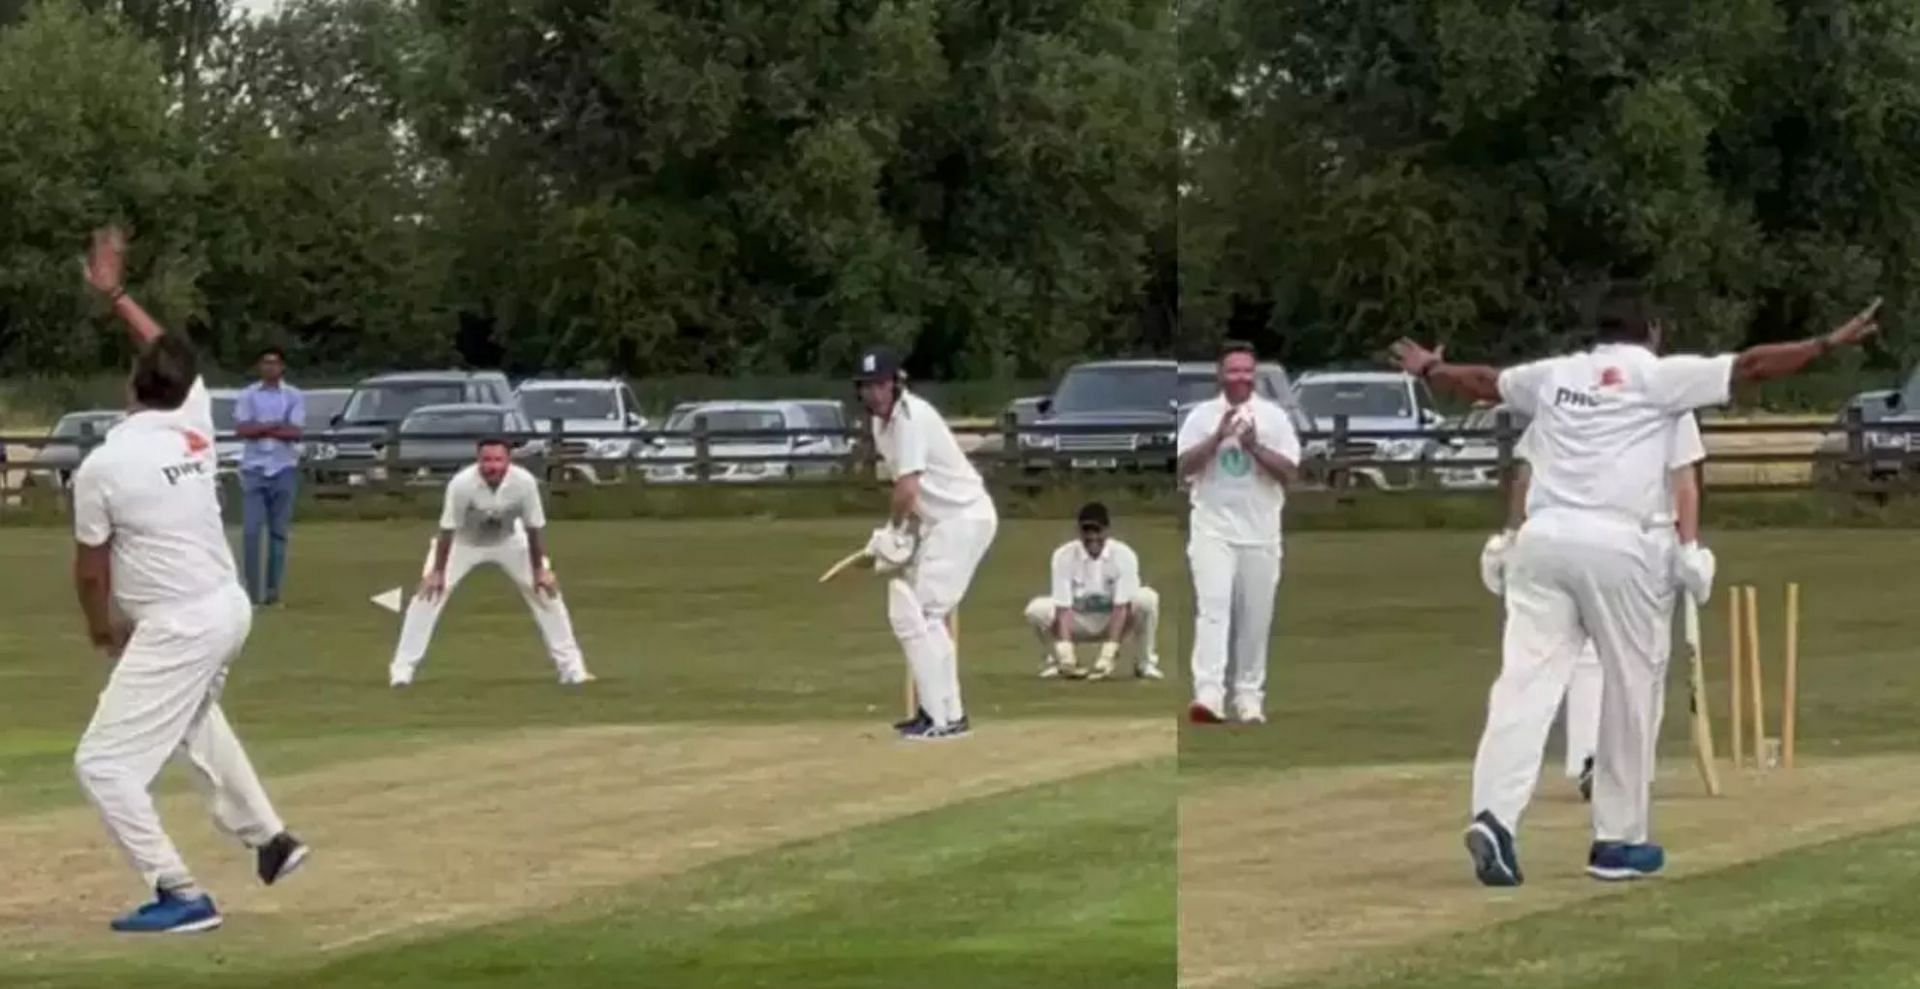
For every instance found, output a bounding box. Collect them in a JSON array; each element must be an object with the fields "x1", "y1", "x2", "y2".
[
  {"x1": 817, "y1": 548, "x2": 873, "y2": 584},
  {"x1": 1685, "y1": 593, "x2": 1723, "y2": 796}
]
